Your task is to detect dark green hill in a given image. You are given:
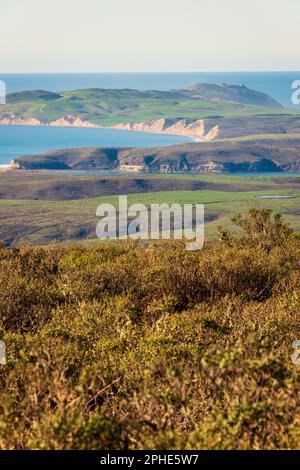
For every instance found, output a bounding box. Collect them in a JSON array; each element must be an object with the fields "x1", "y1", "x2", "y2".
[{"x1": 6, "y1": 90, "x2": 62, "y2": 103}]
